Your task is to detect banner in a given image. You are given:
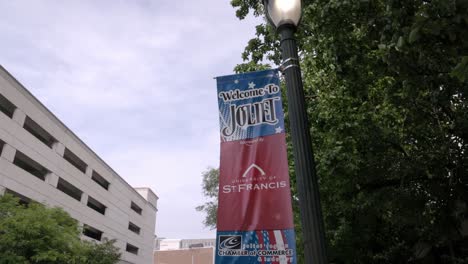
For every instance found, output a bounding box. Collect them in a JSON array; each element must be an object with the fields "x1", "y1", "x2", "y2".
[{"x1": 215, "y1": 69, "x2": 297, "y2": 264}]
